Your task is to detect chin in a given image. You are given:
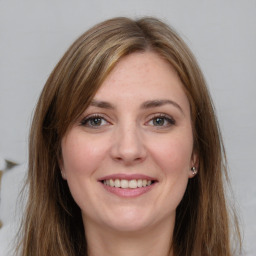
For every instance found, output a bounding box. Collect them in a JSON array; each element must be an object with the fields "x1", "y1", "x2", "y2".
[
  {"x1": 99, "y1": 207, "x2": 159, "y2": 233},
  {"x1": 106, "y1": 219, "x2": 151, "y2": 233}
]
